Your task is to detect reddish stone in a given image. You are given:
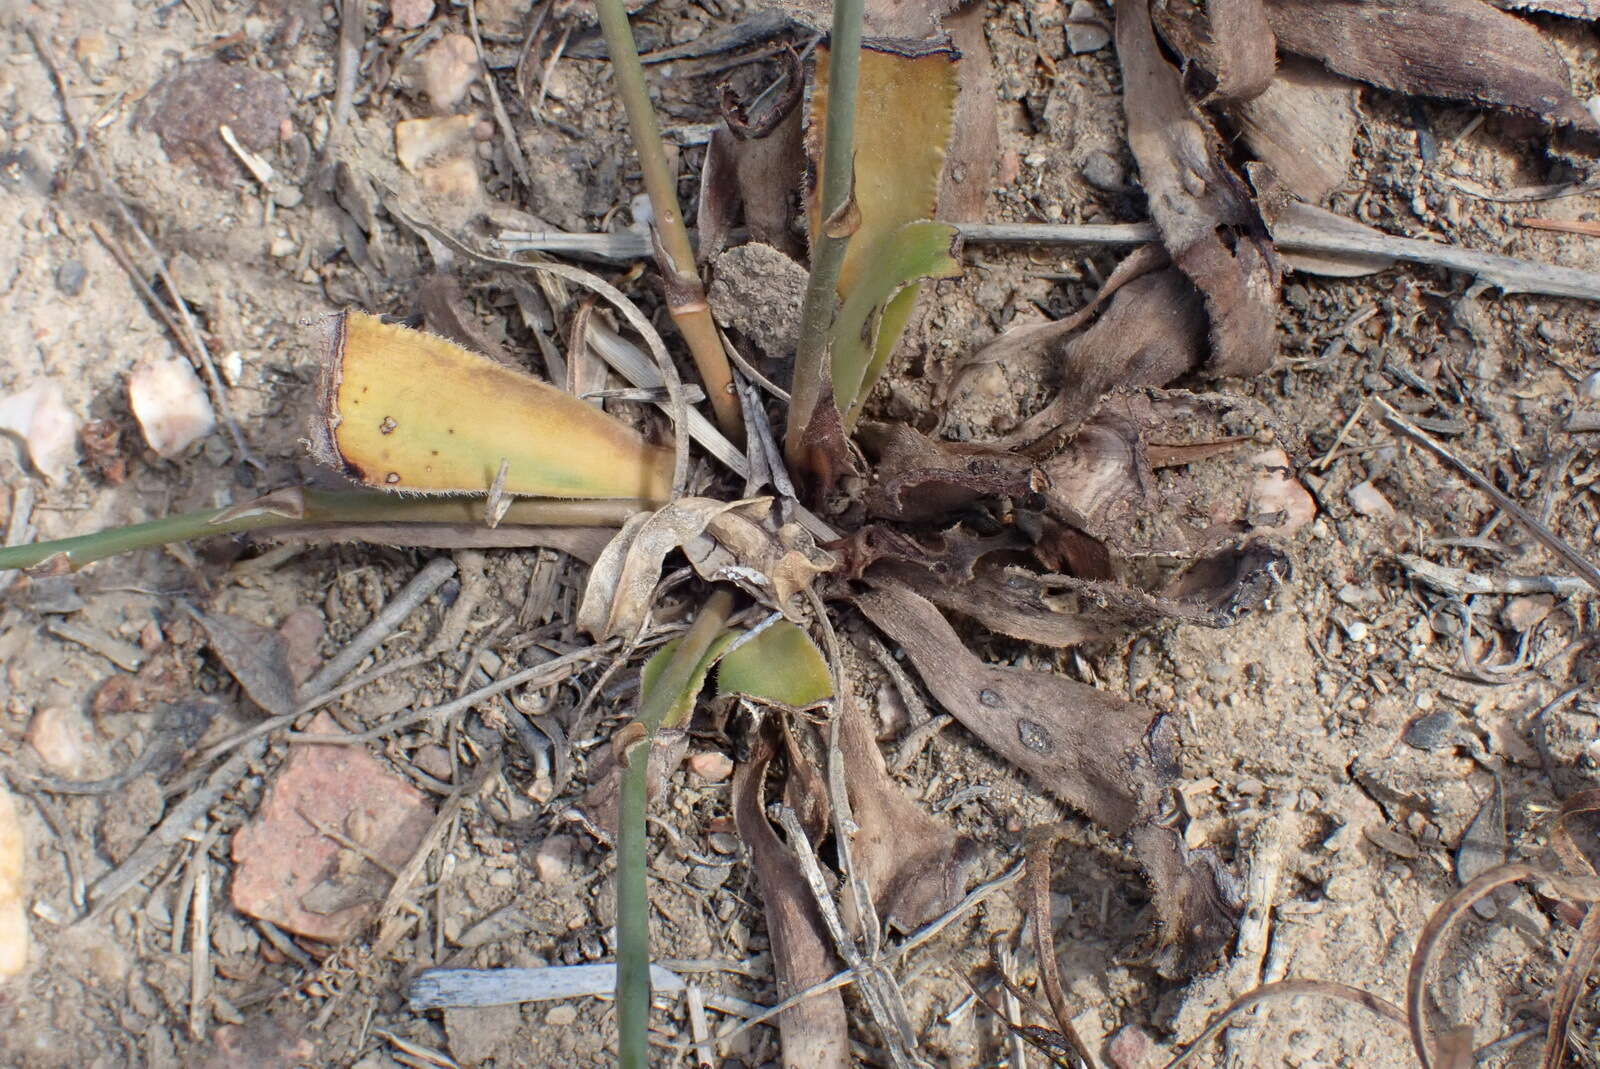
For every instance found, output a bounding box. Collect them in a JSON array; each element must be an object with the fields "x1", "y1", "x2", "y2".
[{"x1": 231, "y1": 713, "x2": 434, "y2": 943}]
